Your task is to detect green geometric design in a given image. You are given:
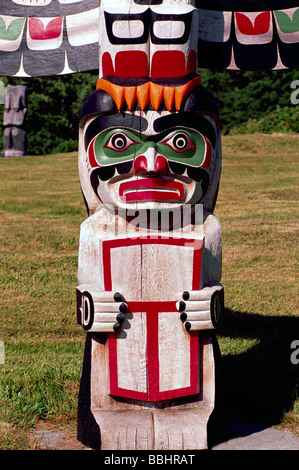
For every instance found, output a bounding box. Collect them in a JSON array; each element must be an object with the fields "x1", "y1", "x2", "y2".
[
  {"x1": 0, "y1": 17, "x2": 25, "y2": 41},
  {"x1": 93, "y1": 128, "x2": 207, "y2": 169},
  {"x1": 274, "y1": 9, "x2": 299, "y2": 34}
]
